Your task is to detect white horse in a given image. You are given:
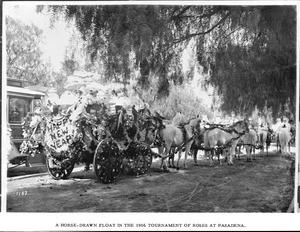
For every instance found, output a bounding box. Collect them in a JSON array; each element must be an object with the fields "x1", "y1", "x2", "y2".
[
  {"x1": 152, "y1": 113, "x2": 201, "y2": 170},
  {"x1": 159, "y1": 123, "x2": 196, "y2": 169},
  {"x1": 272, "y1": 118, "x2": 283, "y2": 151},
  {"x1": 240, "y1": 129, "x2": 258, "y2": 162},
  {"x1": 278, "y1": 127, "x2": 292, "y2": 157},
  {"x1": 276, "y1": 117, "x2": 292, "y2": 153},
  {"x1": 257, "y1": 123, "x2": 271, "y2": 155},
  {"x1": 168, "y1": 116, "x2": 202, "y2": 168},
  {"x1": 203, "y1": 120, "x2": 249, "y2": 166}
]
